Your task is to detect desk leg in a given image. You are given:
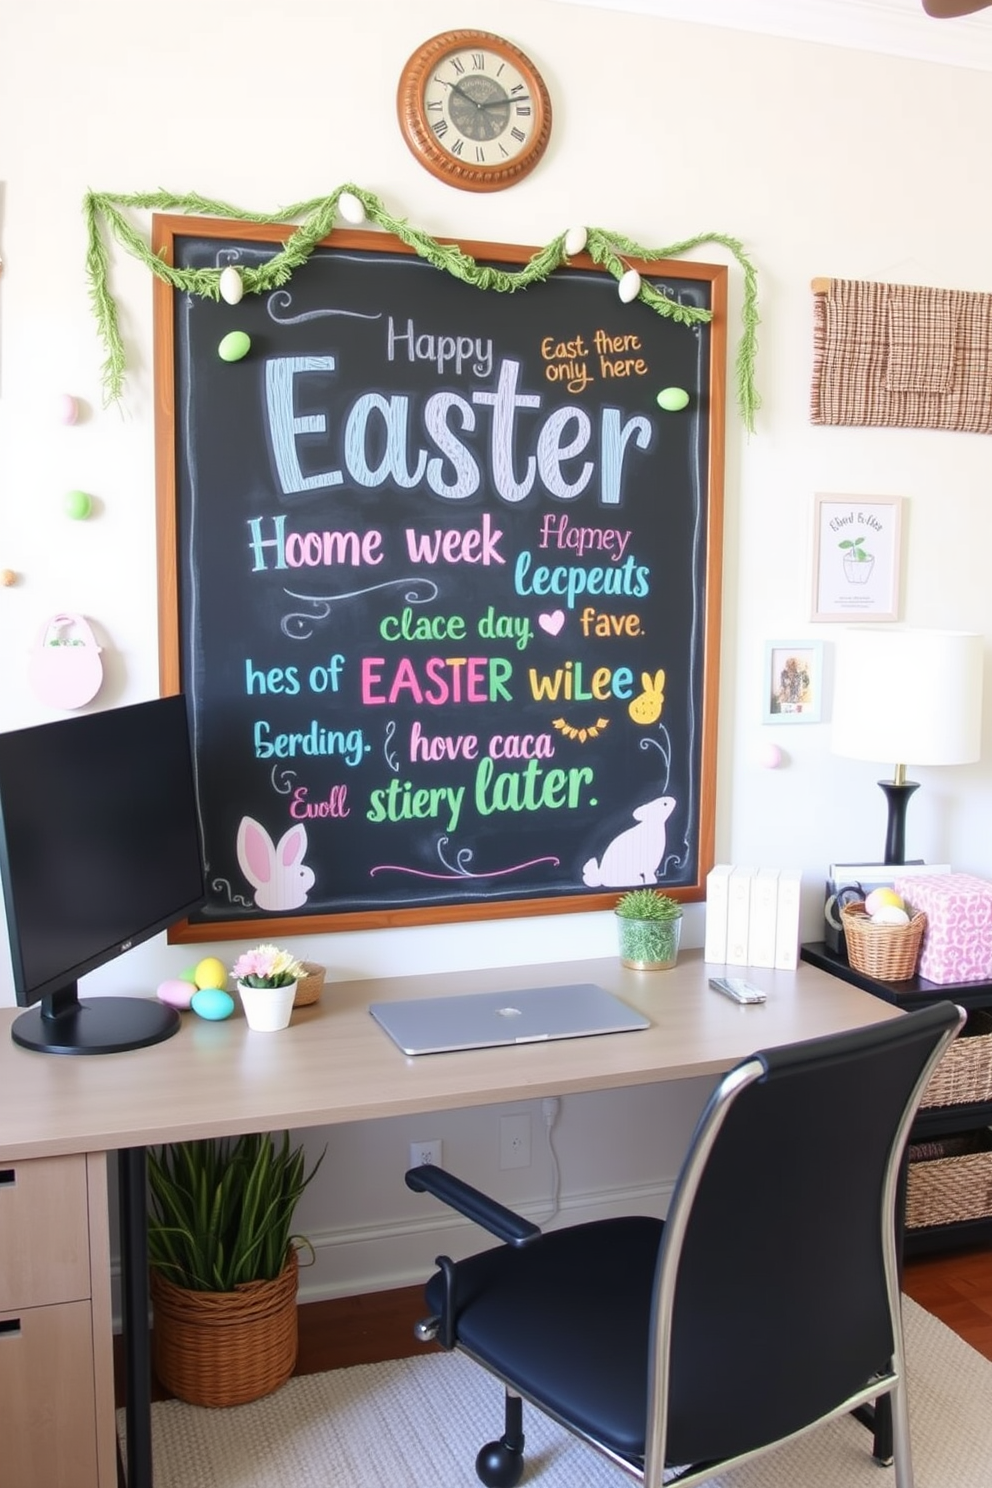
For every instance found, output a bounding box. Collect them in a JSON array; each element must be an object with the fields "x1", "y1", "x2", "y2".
[{"x1": 119, "y1": 1149, "x2": 153, "y2": 1488}]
